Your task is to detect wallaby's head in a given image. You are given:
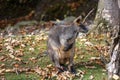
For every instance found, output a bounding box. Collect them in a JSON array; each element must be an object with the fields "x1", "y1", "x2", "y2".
[{"x1": 73, "y1": 16, "x2": 88, "y2": 33}]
